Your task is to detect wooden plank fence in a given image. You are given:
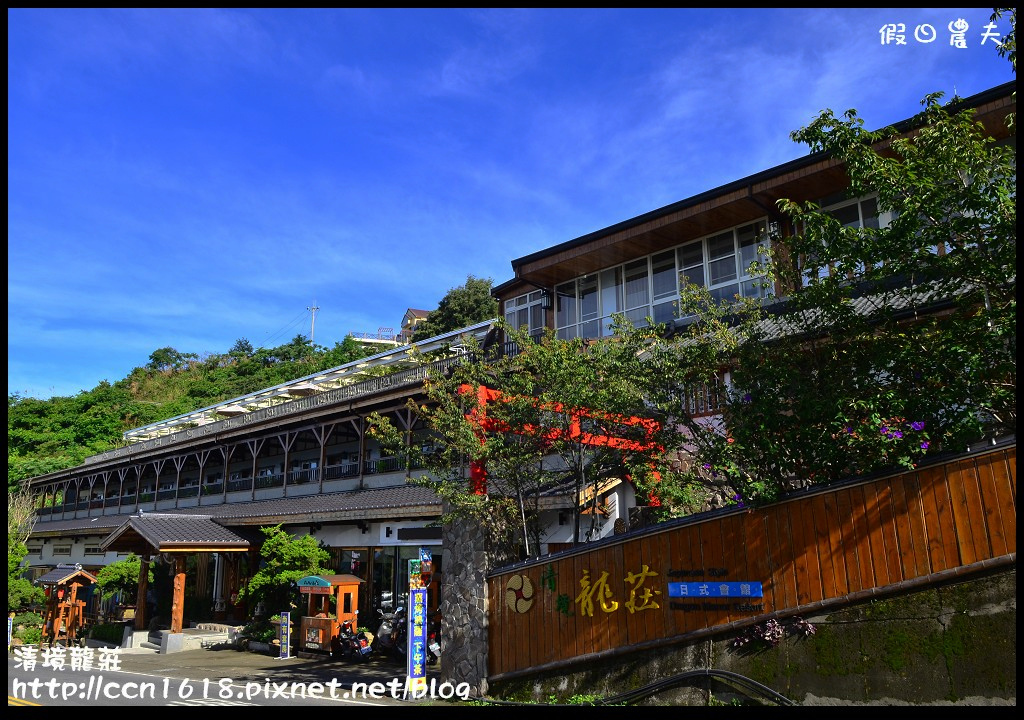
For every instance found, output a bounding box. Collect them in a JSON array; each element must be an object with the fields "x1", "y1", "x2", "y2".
[{"x1": 487, "y1": 444, "x2": 1016, "y2": 679}]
